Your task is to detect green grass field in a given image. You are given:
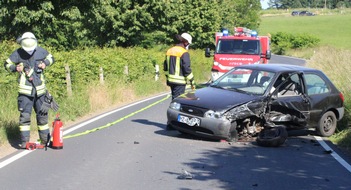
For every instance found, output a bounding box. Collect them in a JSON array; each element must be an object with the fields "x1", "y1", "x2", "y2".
[{"x1": 259, "y1": 14, "x2": 351, "y2": 49}]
